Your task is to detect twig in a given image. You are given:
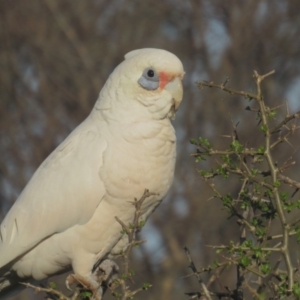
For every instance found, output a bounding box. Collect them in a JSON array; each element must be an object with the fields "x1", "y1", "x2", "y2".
[
  {"x1": 207, "y1": 244, "x2": 281, "y2": 252},
  {"x1": 21, "y1": 282, "x2": 71, "y2": 300},
  {"x1": 184, "y1": 247, "x2": 212, "y2": 300},
  {"x1": 190, "y1": 70, "x2": 298, "y2": 297},
  {"x1": 197, "y1": 81, "x2": 258, "y2": 101},
  {"x1": 253, "y1": 70, "x2": 293, "y2": 290},
  {"x1": 278, "y1": 174, "x2": 300, "y2": 189},
  {"x1": 270, "y1": 110, "x2": 300, "y2": 134},
  {"x1": 114, "y1": 189, "x2": 156, "y2": 300}
]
